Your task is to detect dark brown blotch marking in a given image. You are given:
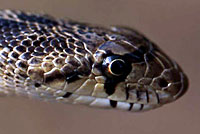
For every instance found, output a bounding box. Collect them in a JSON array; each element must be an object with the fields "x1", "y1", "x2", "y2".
[
  {"x1": 34, "y1": 82, "x2": 41, "y2": 87},
  {"x1": 44, "y1": 46, "x2": 53, "y2": 53},
  {"x1": 38, "y1": 36, "x2": 46, "y2": 42},
  {"x1": 44, "y1": 69, "x2": 65, "y2": 85},
  {"x1": 5, "y1": 36, "x2": 13, "y2": 41},
  {"x1": 104, "y1": 79, "x2": 116, "y2": 95},
  {"x1": 15, "y1": 45, "x2": 26, "y2": 53},
  {"x1": 110, "y1": 100, "x2": 117, "y2": 108},
  {"x1": 66, "y1": 71, "x2": 80, "y2": 83},
  {"x1": 67, "y1": 38, "x2": 75, "y2": 43},
  {"x1": 63, "y1": 92, "x2": 72, "y2": 98},
  {"x1": 35, "y1": 46, "x2": 44, "y2": 53},
  {"x1": 0, "y1": 51, "x2": 8, "y2": 57},
  {"x1": 17, "y1": 35, "x2": 26, "y2": 40},
  {"x1": 55, "y1": 46, "x2": 63, "y2": 52},
  {"x1": 68, "y1": 43, "x2": 75, "y2": 49},
  {"x1": 146, "y1": 91, "x2": 149, "y2": 103},
  {"x1": 64, "y1": 48, "x2": 74, "y2": 55},
  {"x1": 41, "y1": 41, "x2": 50, "y2": 48},
  {"x1": 0, "y1": 40, "x2": 8, "y2": 47},
  {"x1": 50, "y1": 38, "x2": 60, "y2": 48},
  {"x1": 21, "y1": 39, "x2": 32, "y2": 47},
  {"x1": 27, "y1": 46, "x2": 35, "y2": 52},
  {"x1": 28, "y1": 34, "x2": 37, "y2": 40},
  {"x1": 16, "y1": 61, "x2": 27, "y2": 69},
  {"x1": 60, "y1": 42, "x2": 67, "y2": 49},
  {"x1": 74, "y1": 41, "x2": 84, "y2": 48},
  {"x1": 139, "y1": 104, "x2": 144, "y2": 111},
  {"x1": 10, "y1": 51, "x2": 19, "y2": 59},
  {"x1": 128, "y1": 103, "x2": 134, "y2": 111},
  {"x1": 32, "y1": 40, "x2": 41, "y2": 47}
]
